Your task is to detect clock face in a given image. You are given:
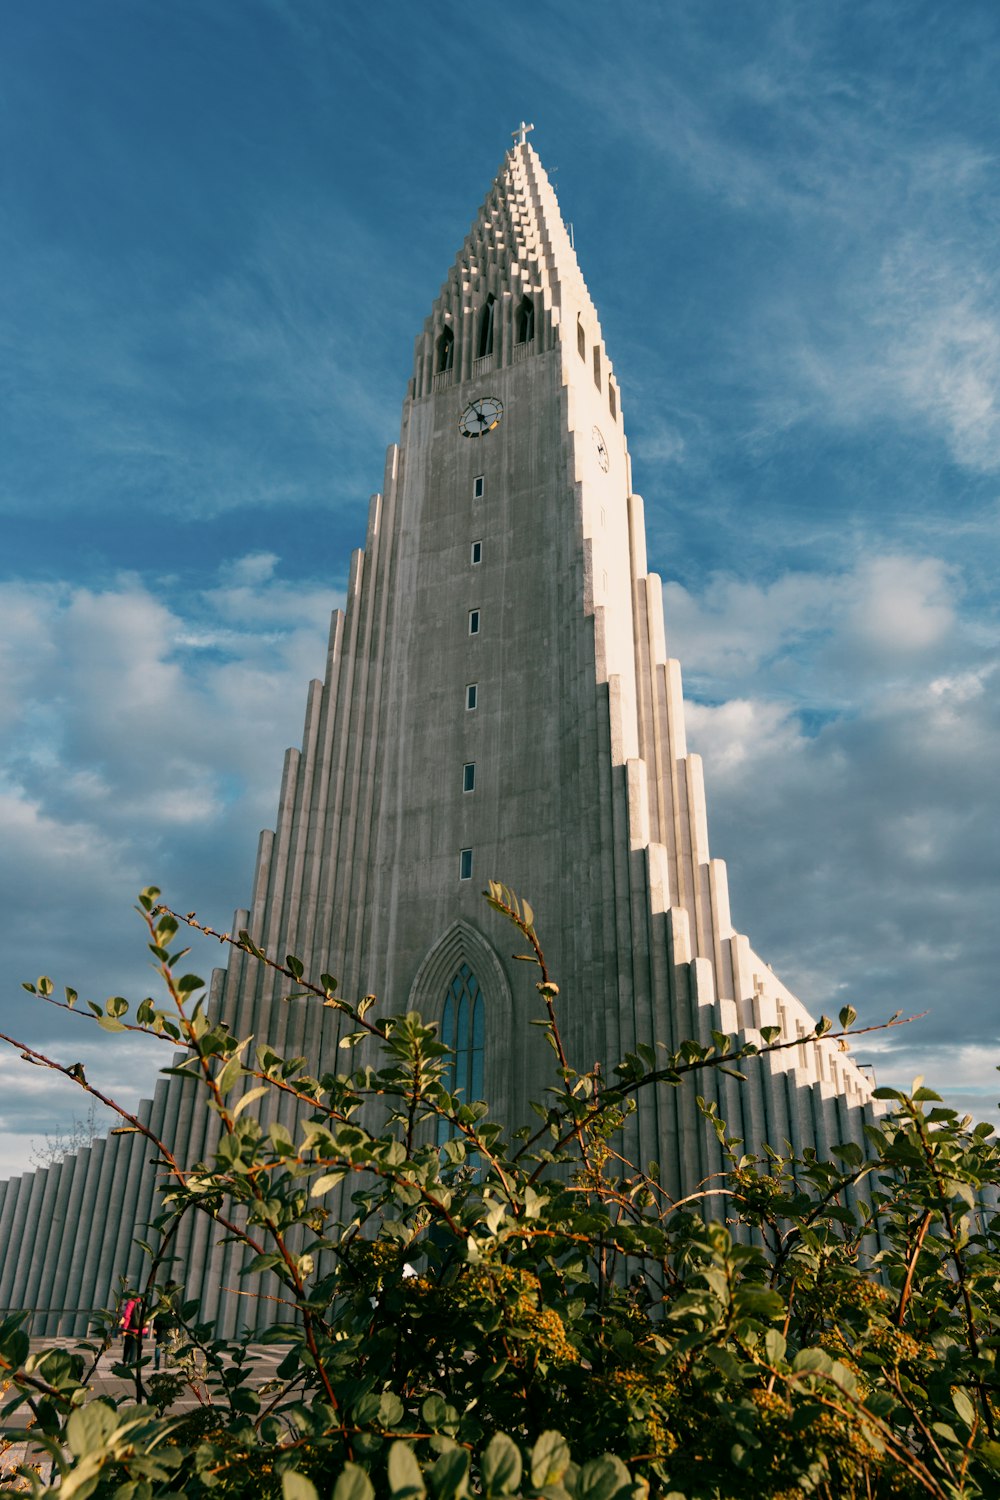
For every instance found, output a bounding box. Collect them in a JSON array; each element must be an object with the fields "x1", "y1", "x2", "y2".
[
  {"x1": 593, "y1": 426, "x2": 609, "y2": 471},
  {"x1": 460, "y1": 396, "x2": 503, "y2": 438}
]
